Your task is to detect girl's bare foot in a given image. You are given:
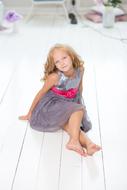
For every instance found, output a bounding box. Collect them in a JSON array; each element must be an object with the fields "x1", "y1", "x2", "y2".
[
  {"x1": 86, "y1": 143, "x2": 101, "y2": 156},
  {"x1": 66, "y1": 139, "x2": 87, "y2": 156},
  {"x1": 77, "y1": 131, "x2": 101, "y2": 156}
]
